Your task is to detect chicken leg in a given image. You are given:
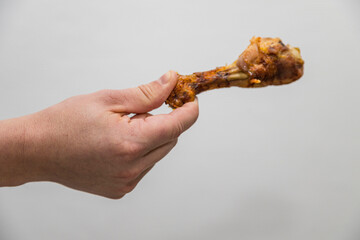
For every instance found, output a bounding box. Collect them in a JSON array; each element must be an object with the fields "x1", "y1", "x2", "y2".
[{"x1": 165, "y1": 37, "x2": 304, "y2": 109}]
